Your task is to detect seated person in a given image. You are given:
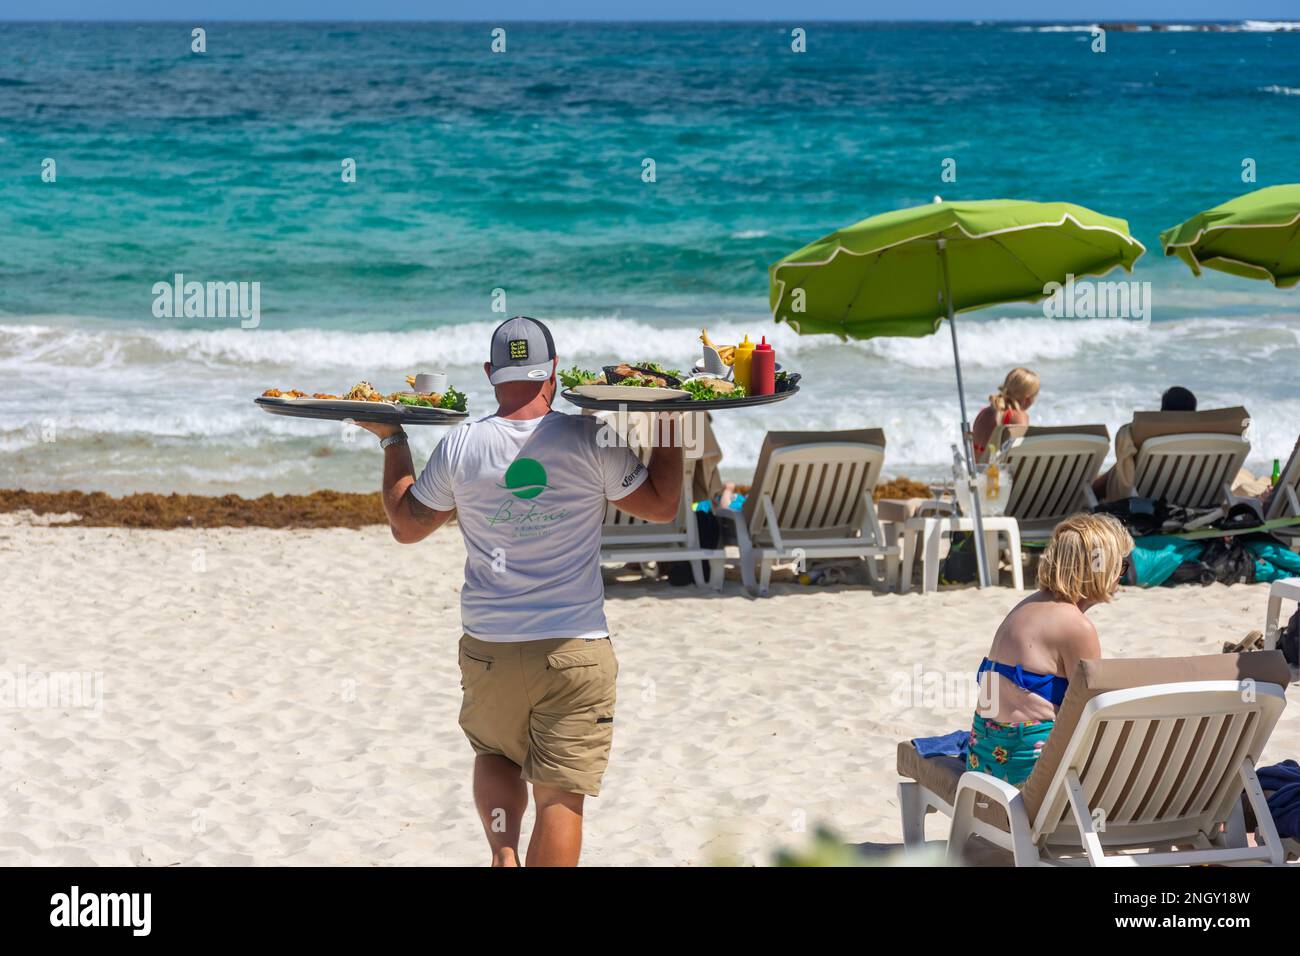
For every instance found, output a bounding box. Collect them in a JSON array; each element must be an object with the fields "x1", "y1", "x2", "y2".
[
  {"x1": 971, "y1": 367, "x2": 1039, "y2": 462},
  {"x1": 1092, "y1": 386, "x2": 1196, "y2": 502},
  {"x1": 967, "y1": 513, "x2": 1133, "y2": 787}
]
